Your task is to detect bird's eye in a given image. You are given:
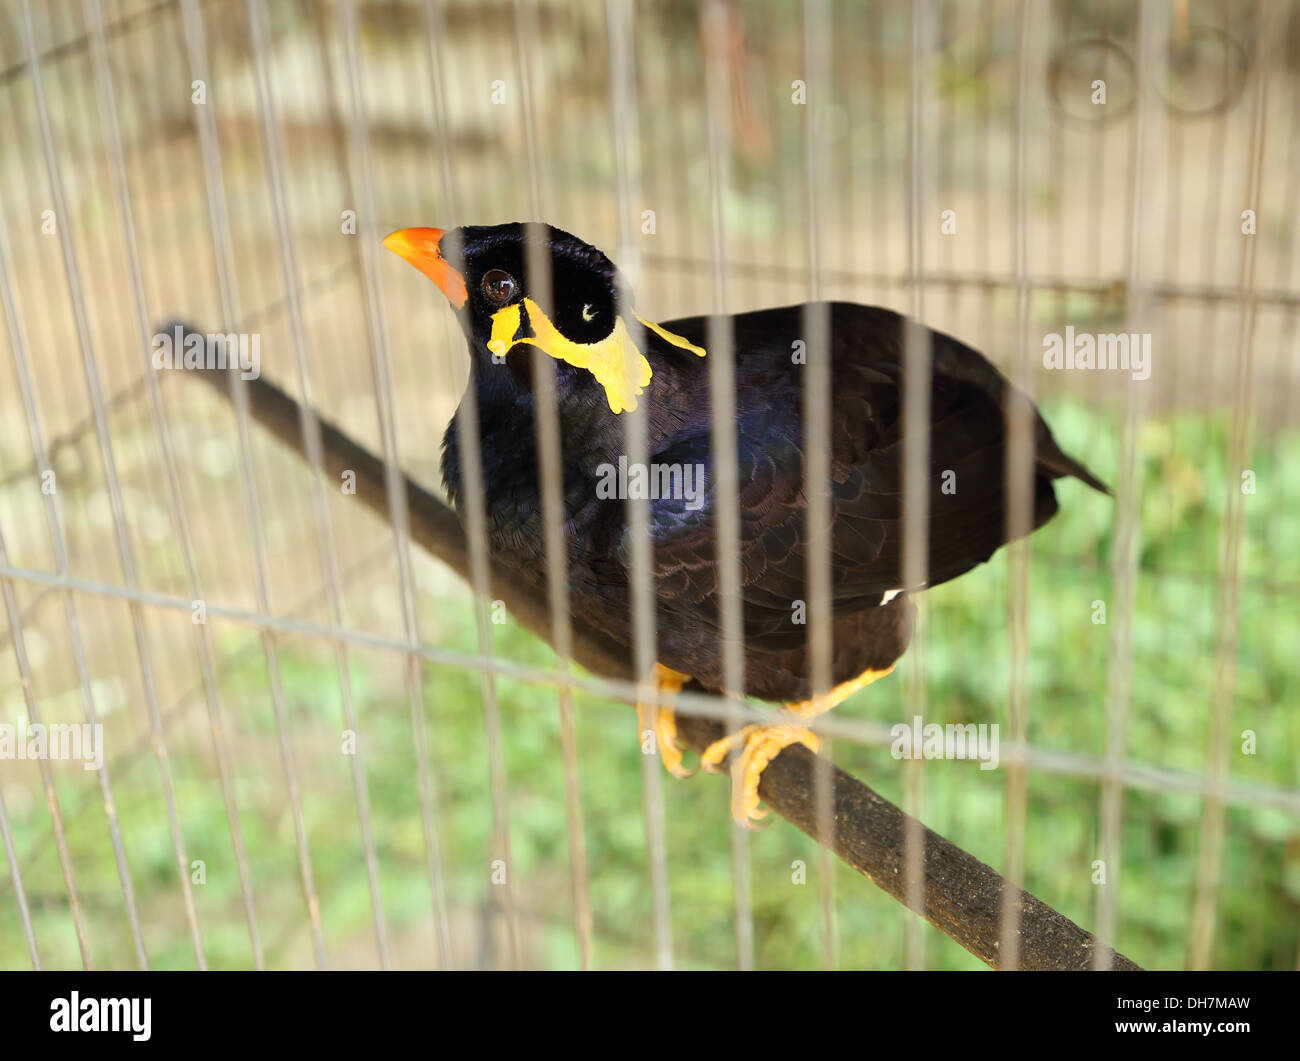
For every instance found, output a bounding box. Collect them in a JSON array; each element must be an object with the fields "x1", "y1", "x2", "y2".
[{"x1": 481, "y1": 269, "x2": 517, "y2": 306}]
